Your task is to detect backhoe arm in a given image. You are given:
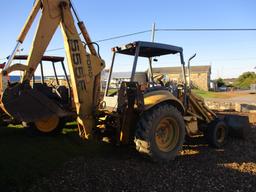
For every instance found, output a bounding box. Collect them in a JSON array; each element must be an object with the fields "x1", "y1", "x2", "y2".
[{"x1": 1, "y1": 0, "x2": 105, "y2": 138}]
